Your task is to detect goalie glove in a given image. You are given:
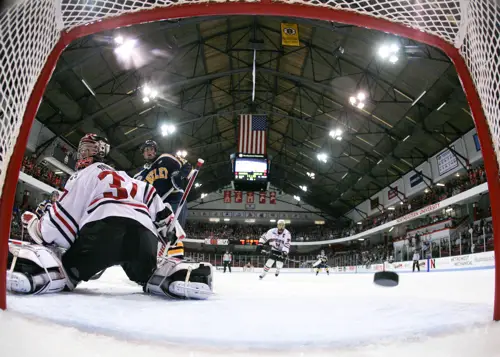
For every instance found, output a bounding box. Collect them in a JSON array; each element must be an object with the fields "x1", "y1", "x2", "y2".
[
  {"x1": 155, "y1": 214, "x2": 186, "y2": 246},
  {"x1": 21, "y1": 211, "x2": 44, "y2": 245}
]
